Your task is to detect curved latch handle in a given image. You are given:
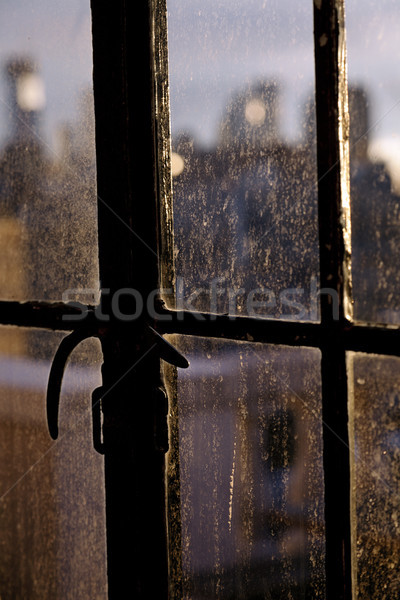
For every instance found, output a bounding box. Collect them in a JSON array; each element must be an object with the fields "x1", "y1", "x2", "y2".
[
  {"x1": 46, "y1": 324, "x2": 189, "y2": 442},
  {"x1": 47, "y1": 328, "x2": 95, "y2": 440}
]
